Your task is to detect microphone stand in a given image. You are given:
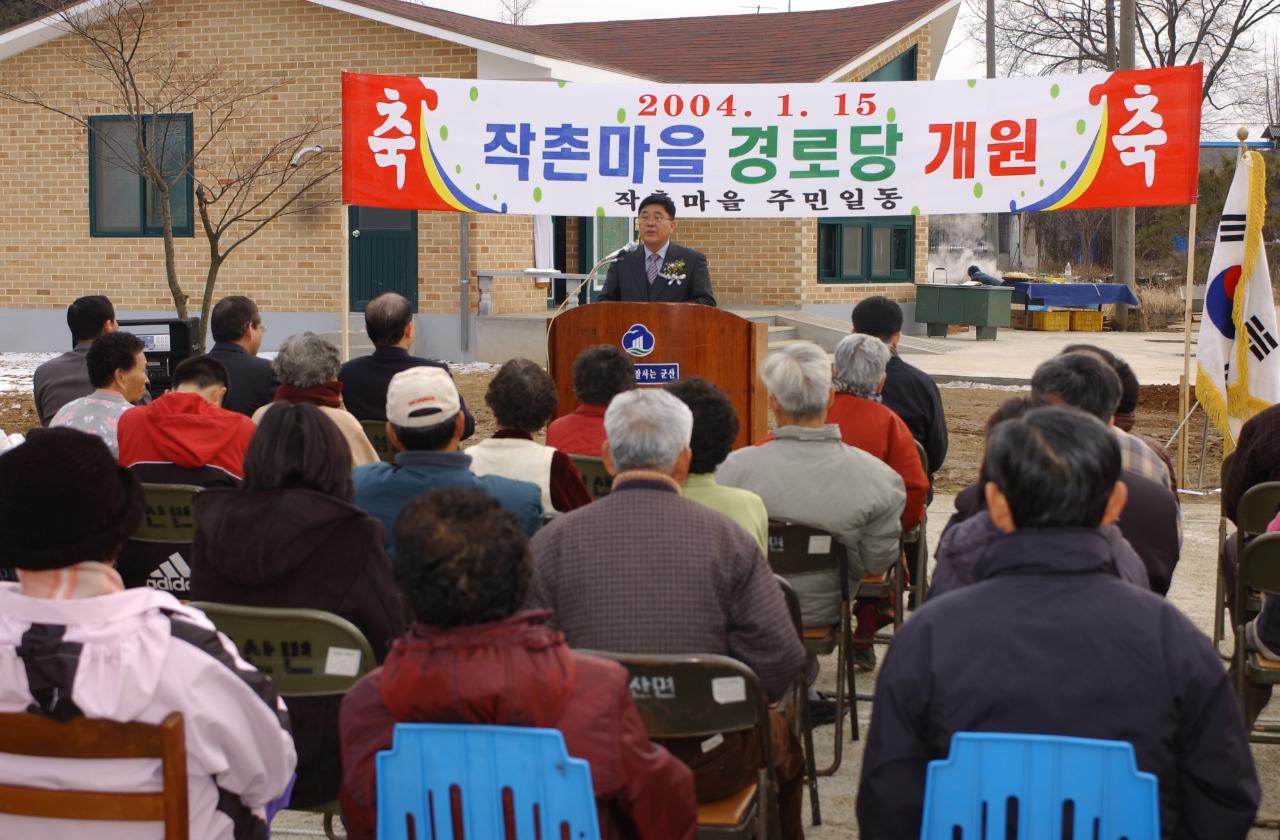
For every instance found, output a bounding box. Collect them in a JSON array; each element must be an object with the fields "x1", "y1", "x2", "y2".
[{"x1": 550, "y1": 245, "x2": 632, "y2": 319}]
